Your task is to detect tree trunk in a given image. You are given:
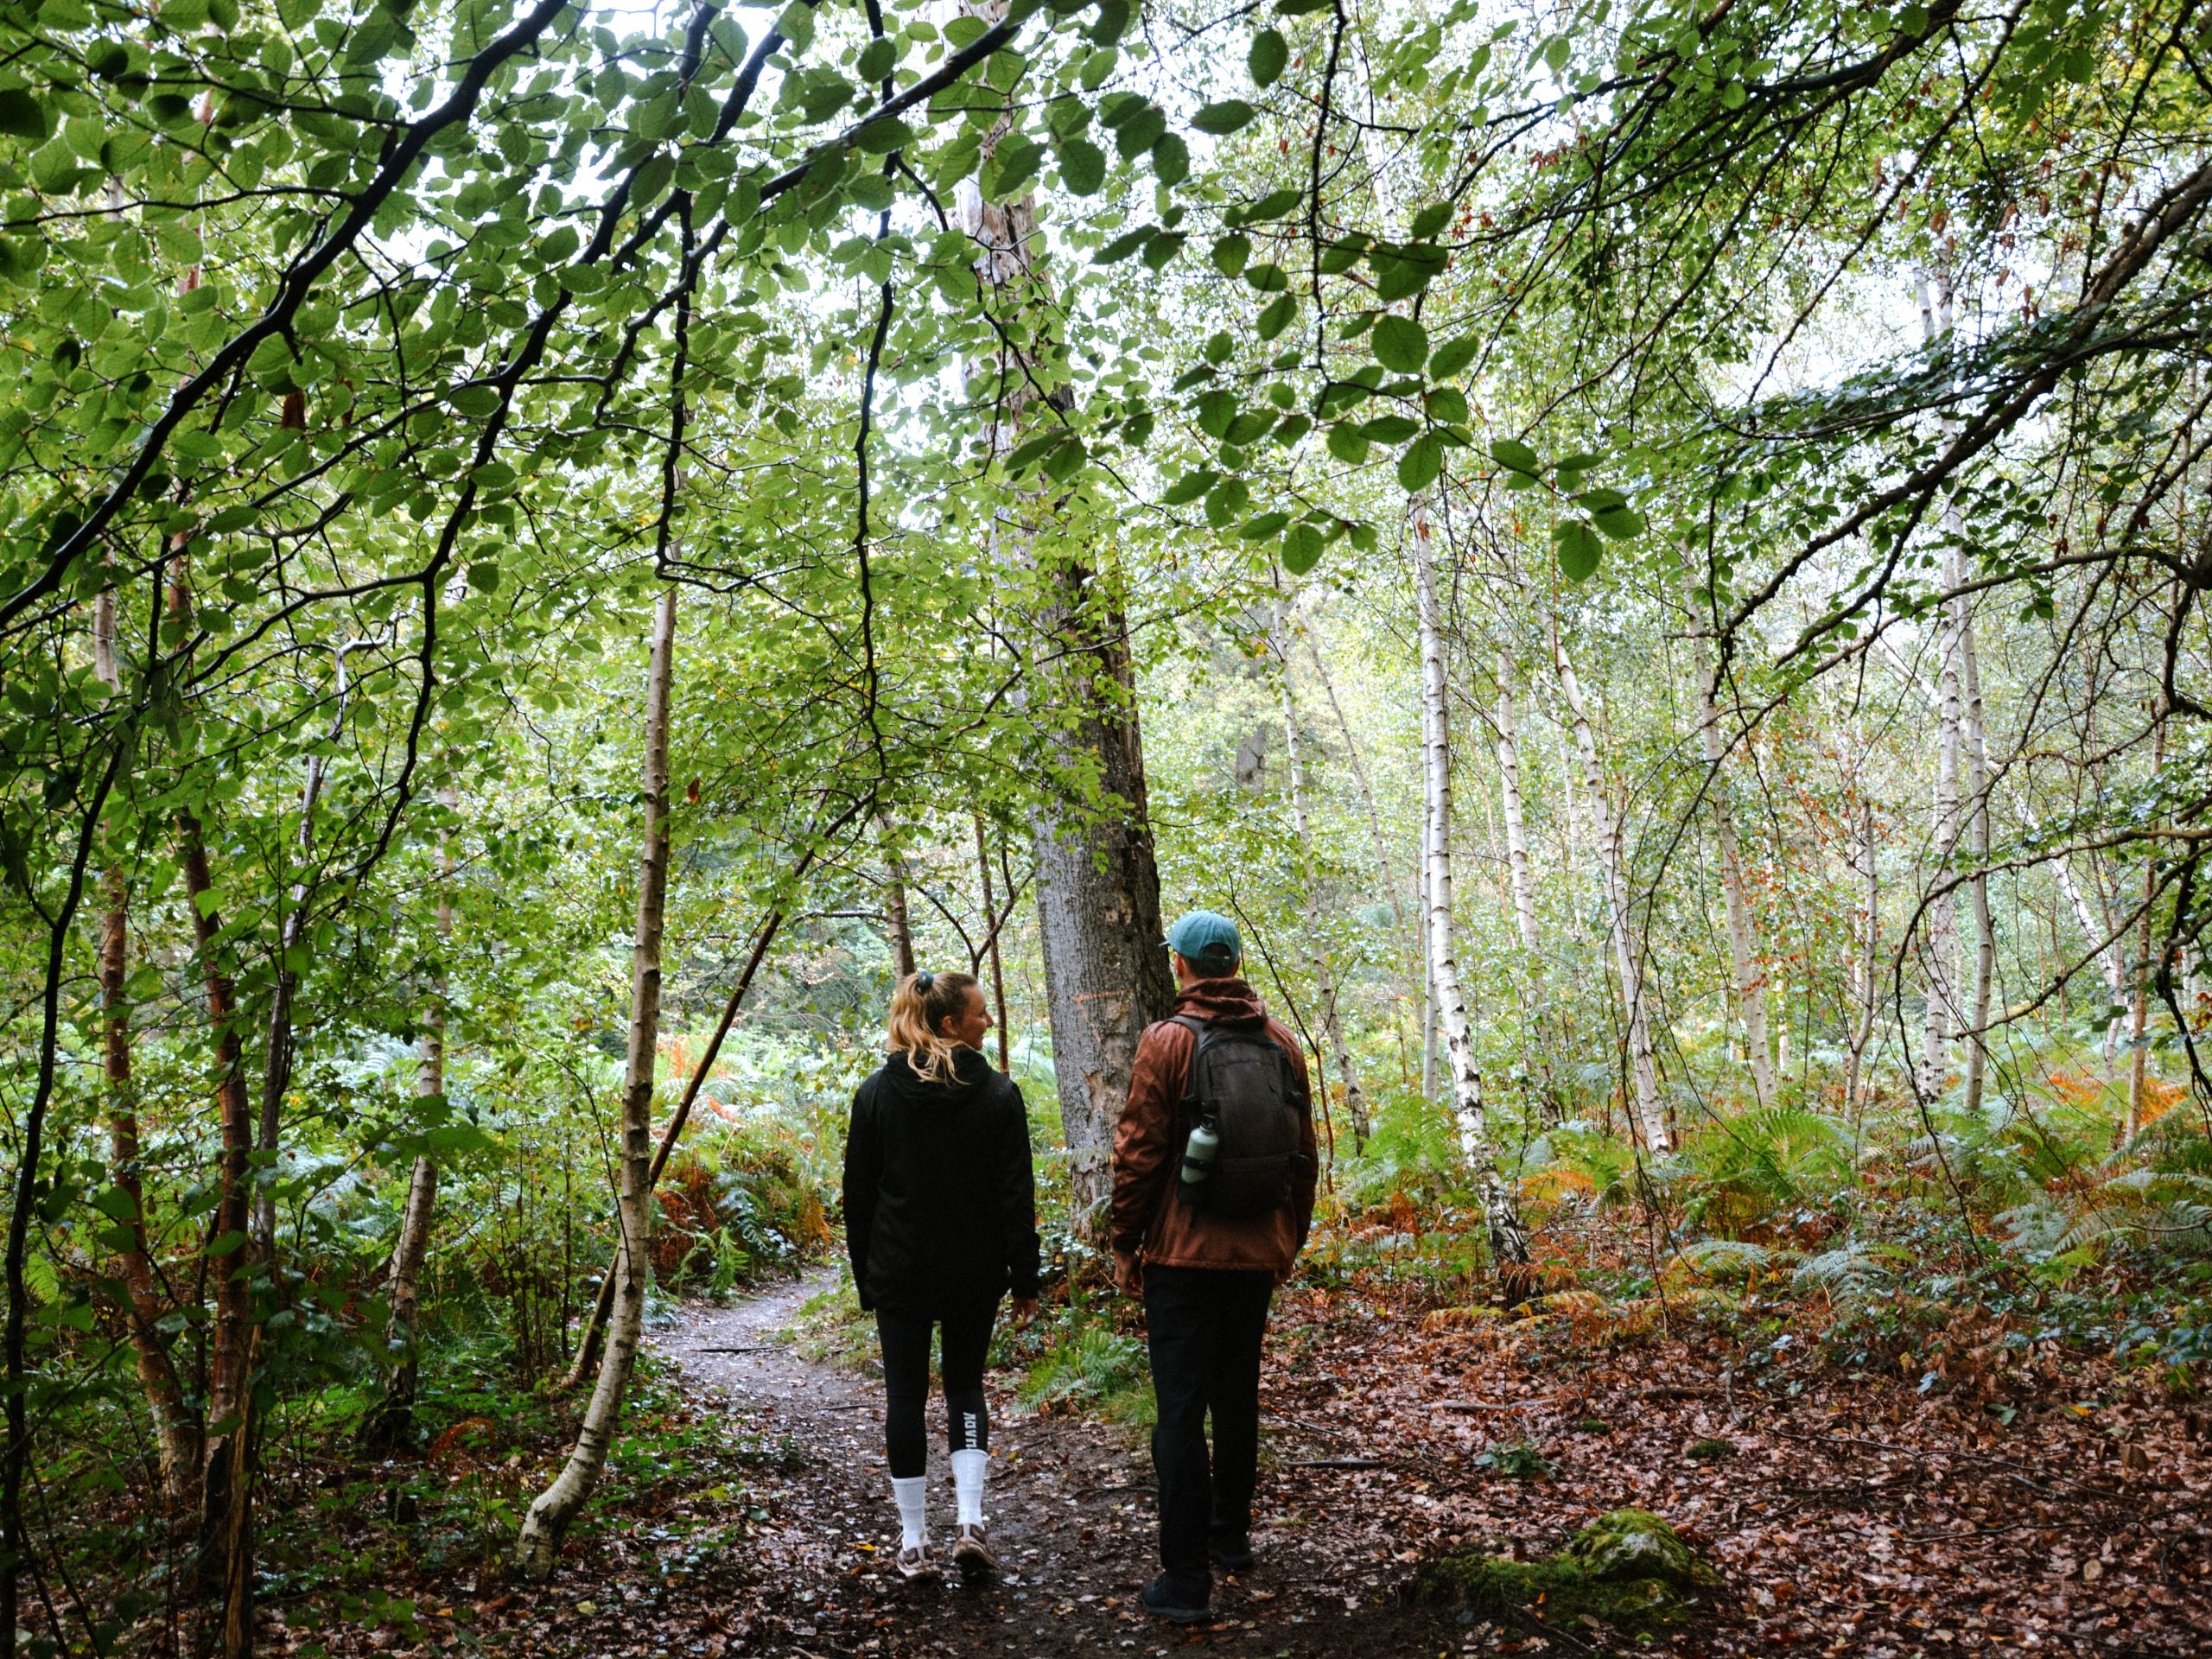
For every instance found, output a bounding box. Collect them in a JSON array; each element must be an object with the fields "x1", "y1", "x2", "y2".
[
  {"x1": 1917, "y1": 274, "x2": 1966, "y2": 1102},
  {"x1": 962, "y1": 0, "x2": 1172, "y2": 1240},
  {"x1": 1412, "y1": 502, "x2": 1531, "y2": 1274},
  {"x1": 516, "y1": 587, "x2": 677, "y2": 1579},
  {"x1": 1303, "y1": 627, "x2": 1418, "y2": 1084},
  {"x1": 92, "y1": 584, "x2": 197, "y2": 1507},
  {"x1": 2049, "y1": 846, "x2": 2127, "y2": 1064},
  {"x1": 1494, "y1": 655, "x2": 1541, "y2": 957},
  {"x1": 177, "y1": 813, "x2": 257, "y2": 1642},
  {"x1": 2126, "y1": 703, "x2": 2168, "y2": 1140},
  {"x1": 1846, "y1": 785, "x2": 1881, "y2": 1115},
  {"x1": 879, "y1": 814, "x2": 917, "y2": 978},
  {"x1": 975, "y1": 814, "x2": 1012, "y2": 1073},
  {"x1": 1681, "y1": 569, "x2": 1775, "y2": 1107},
  {"x1": 364, "y1": 785, "x2": 454, "y2": 1449},
  {"x1": 1275, "y1": 602, "x2": 1368, "y2": 1149},
  {"x1": 1553, "y1": 630, "x2": 1670, "y2": 1151},
  {"x1": 1957, "y1": 587, "x2": 1997, "y2": 1118}
]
